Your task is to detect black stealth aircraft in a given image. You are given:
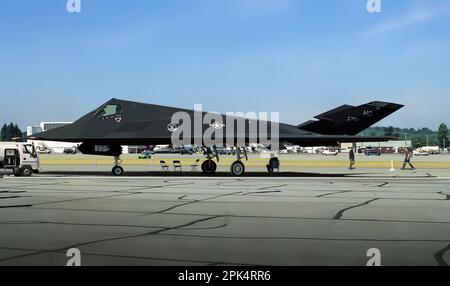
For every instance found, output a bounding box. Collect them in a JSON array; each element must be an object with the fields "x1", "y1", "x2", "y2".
[{"x1": 31, "y1": 99, "x2": 403, "y2": 176}]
